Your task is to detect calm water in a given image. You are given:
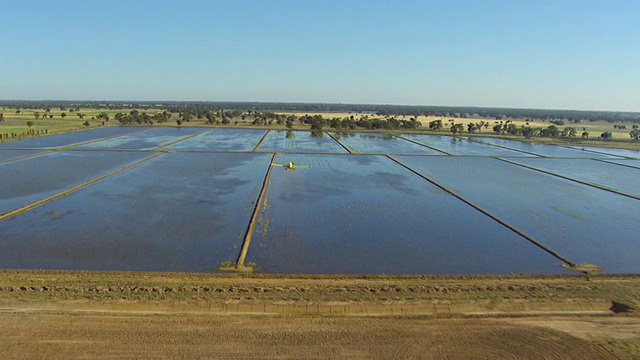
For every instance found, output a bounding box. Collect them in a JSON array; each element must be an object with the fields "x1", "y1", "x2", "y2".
[
  {"x1": 0, "y1": 151, "x2": 153, "y2": 216},
  {"x1": 600, "y1": 159, "x2": 640, "y2": 170},
  {"x1": 165, "y1": 128, "x2": 267, "y2": 152},
  {"x1": 566, "y1": 146, "x2": 640, "y2": 159},
  {"x1": 394, "y1": 156, "x2": 640, "y2": 273},
  {"x1": 471, "y1": 137, "x2": 619, "y2": 158},
  {"x1": 0, "y1": 126, "x2": 149, "y2": 149},
  {"x1": 1, "y1": 128, "x2": 638, "y2": 274},
  {"x1": 331, "y1": 132, "x2": 442, "y2": 155},
  {"x1": 505, "y1": 157, "x2": 640, "y2": 198},
  {"x1": 400, "y1": 134, "x2": 534, "y2": 157},
  {"x1": 248, "y1": 154, "x2": 560, "y2": 274},
  {"x1": 74, "y1": 127, "x2": 205, "y2": 150},
  {"x1": 257, "y1": 130, "x2": 348, "y2": 153},
  {"x1": 0, "y1": 152, "x2": 271, "y2": 271},
  {"x1": 0, "y1": 149, "x2": 45, "y2": 163}
]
